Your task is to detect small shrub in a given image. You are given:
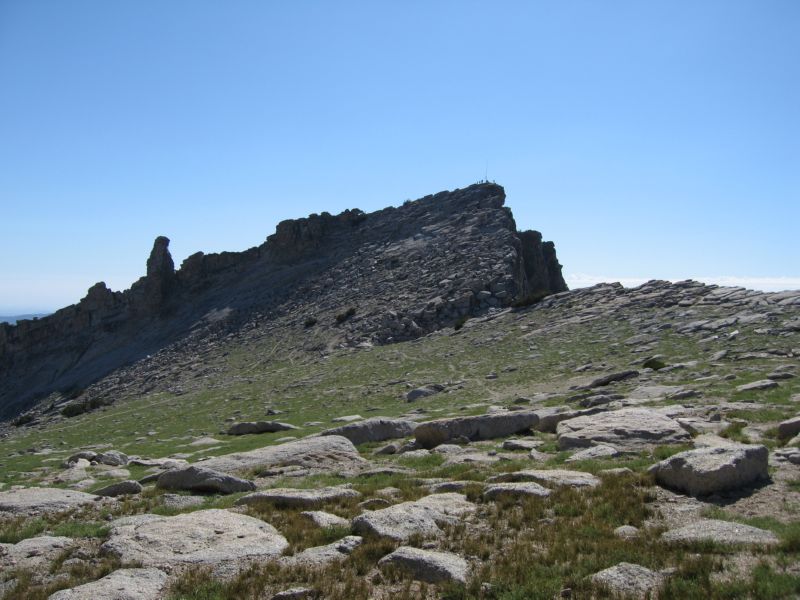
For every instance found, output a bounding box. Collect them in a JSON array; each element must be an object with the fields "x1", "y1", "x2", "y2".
[
  {"x1": 335, "y1": 307, "x2": 357, "y2": 324},
  {"x1": 642, "y1": 357, "x2": 667, "y2": 370},
  {"x1": 303, "y1": 316, "x2": 318, "y2": 328},
  {"x1": 453, "y1": 315, "x2": 470, "y2": 331},
  {"x1": 61, "y1": 402, "x2": 88, "y2": 418},
  {"x1": 12, "y1": 413, "x2": 35, "y2": 427}
]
